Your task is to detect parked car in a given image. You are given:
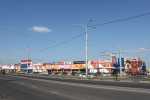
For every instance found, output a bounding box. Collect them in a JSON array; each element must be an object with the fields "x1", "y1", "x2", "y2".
[
  {"x1": 79, "y1": 73, "x2": 86, "y2": 78},
  {"x1": 79, "y1": 73, "x2": 96, "y2": 78}
]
